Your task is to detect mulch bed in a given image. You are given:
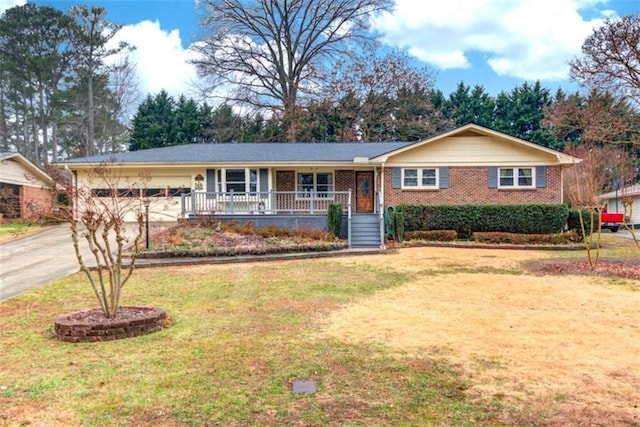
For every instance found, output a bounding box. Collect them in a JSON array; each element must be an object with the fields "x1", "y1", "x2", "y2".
[{"x1": 527, "y1": 258, "x2": 640, "y2": 280}]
